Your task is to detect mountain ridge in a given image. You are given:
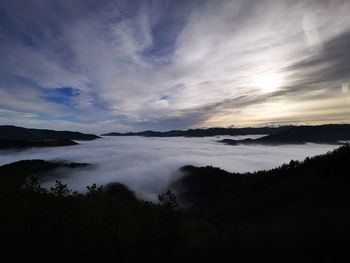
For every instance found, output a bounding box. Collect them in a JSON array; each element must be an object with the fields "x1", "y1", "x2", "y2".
[
  {"x1": 0, "y1": 125, "x2": 99, "y2": 141},
  {"x1": 0, "y1": 125, "x2": 99, "y2": 149},
  {"x1": 103, "y1": 126, "x2": 292, "y2": 137},
  {"x1": 219, "y1": 124, "x2": 350, "y2": 145}
]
